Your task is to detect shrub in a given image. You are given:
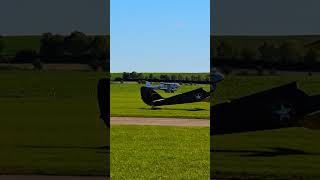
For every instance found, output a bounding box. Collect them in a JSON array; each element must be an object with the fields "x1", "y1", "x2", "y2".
[
  {"x1": 114, "y1": 77, "x2": 123, "y2": 81},
  {"x1": 88, "y1": 59, "x2": 100, "y2": 71},
  {"x1": 14, "y1": 49, "x2": 38, "y2": 63}
]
